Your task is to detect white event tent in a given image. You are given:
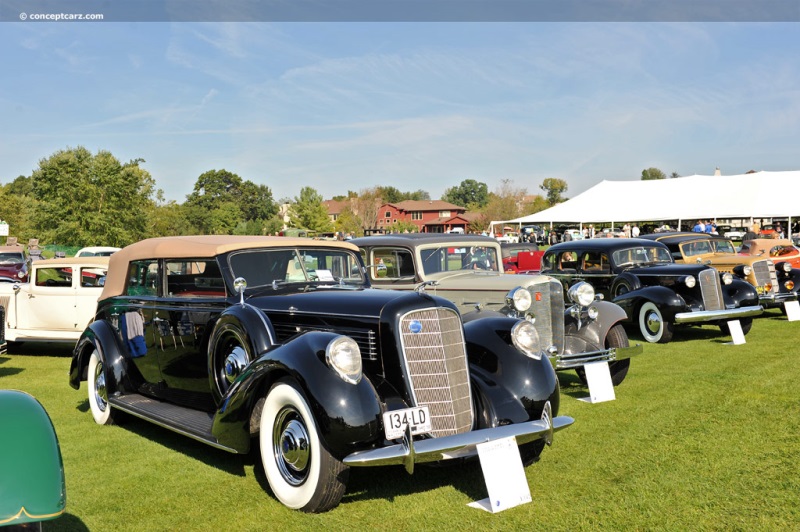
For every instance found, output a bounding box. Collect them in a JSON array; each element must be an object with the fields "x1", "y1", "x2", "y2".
[{"x1": 491, "y1": 171, "x2": 800, "y2": 233}]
